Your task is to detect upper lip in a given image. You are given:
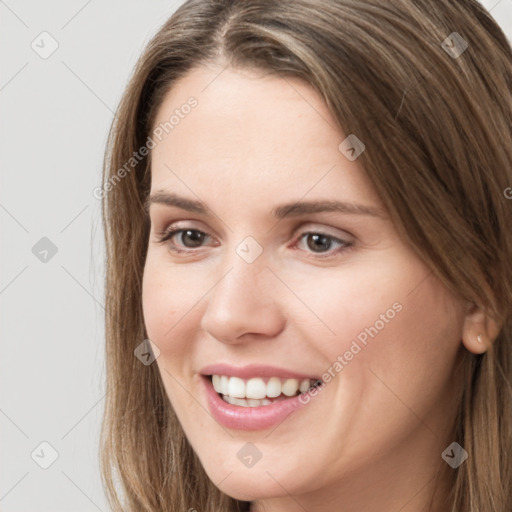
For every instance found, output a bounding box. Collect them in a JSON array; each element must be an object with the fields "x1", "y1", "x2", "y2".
[{"x1": 199, "y1": 363, "x2": 320, "y2": 380}]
